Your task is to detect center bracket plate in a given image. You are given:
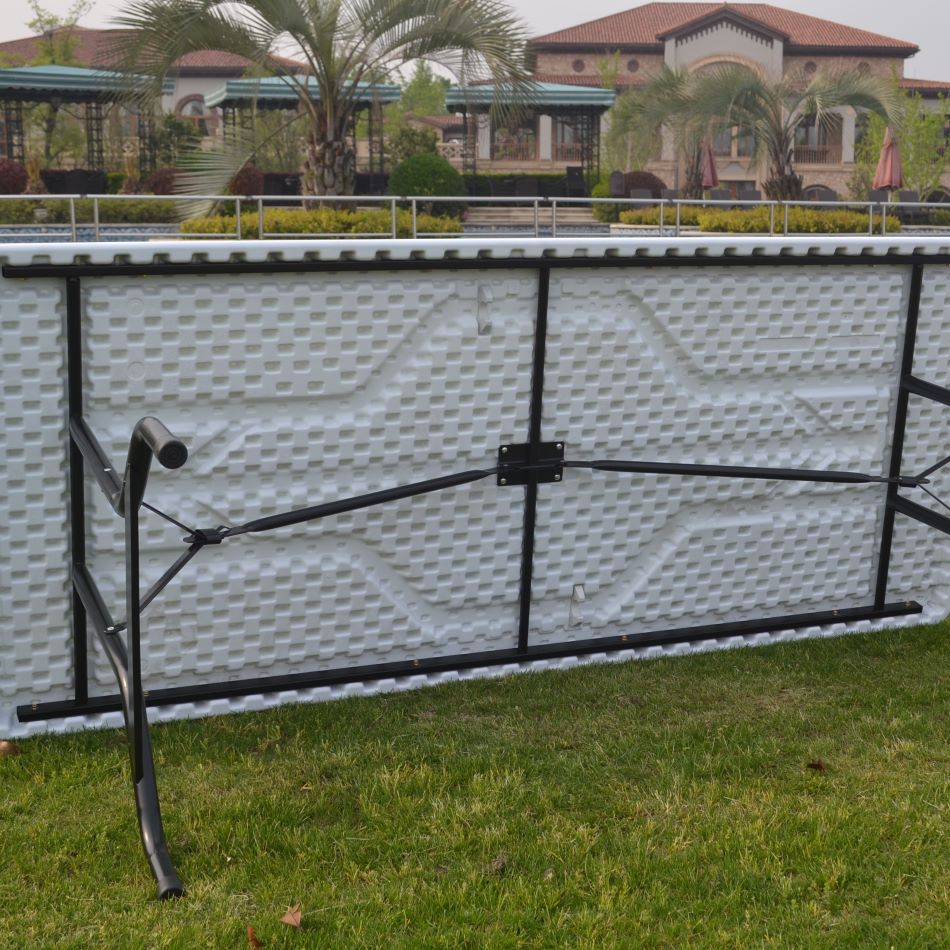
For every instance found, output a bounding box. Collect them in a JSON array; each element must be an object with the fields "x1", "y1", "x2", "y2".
[{"x1": 497, "y1": 441, "x2": 565, "y2": 486}]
